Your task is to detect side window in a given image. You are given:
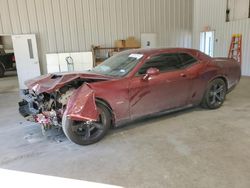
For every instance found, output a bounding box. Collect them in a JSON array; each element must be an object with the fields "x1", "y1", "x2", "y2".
[
  {"x1": 178, "y1": 53, "x2": 197, "y2": 68},
  {"x1": 138, "y1": 53, "x2": 181, "y2": 75}
]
